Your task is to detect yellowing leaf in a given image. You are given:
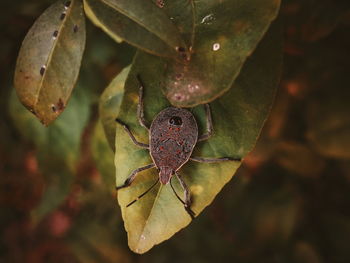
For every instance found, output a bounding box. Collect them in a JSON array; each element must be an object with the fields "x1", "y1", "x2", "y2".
[{"x1": 99, "y1": 66, "x2": 129, "y2": 150}]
